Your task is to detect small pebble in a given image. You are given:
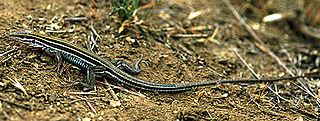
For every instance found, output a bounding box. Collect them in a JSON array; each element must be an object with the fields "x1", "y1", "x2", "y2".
[{"x1": 110, "y1": 100, "x2": 121, "y2": 107}]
